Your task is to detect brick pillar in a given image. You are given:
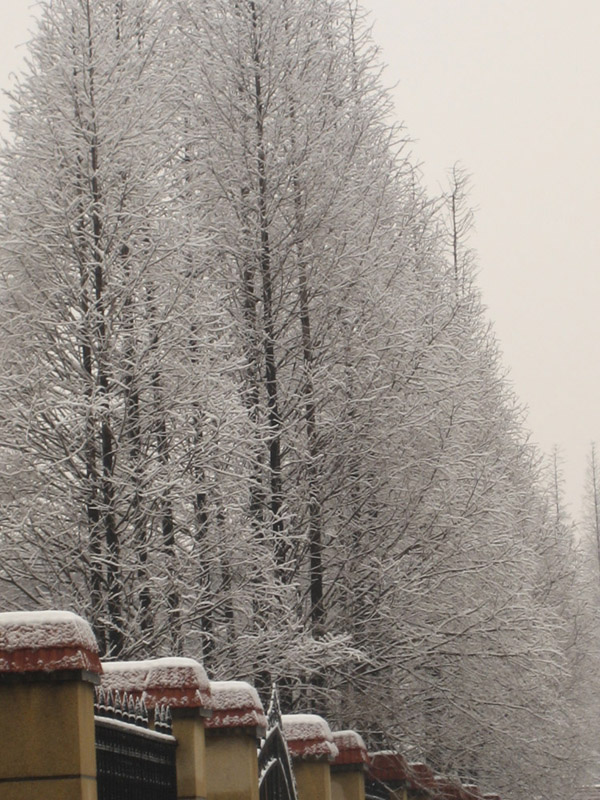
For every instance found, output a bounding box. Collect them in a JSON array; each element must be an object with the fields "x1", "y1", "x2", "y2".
[
  {"x1": 102, "y1": 656, "x2": 212, "y2": 800},
  {"x1": 0, "y1": 610, "x2": 101, "y2": 800},
  {"x1": 330, "y1": 730, "x2": 369, "y2": 800},
  {"x1": 204, "y1": 680, "x2": 266, "y2": 800},
  {"x1": 282, "y1": 713, "x2": 339, "y2": 800}
]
